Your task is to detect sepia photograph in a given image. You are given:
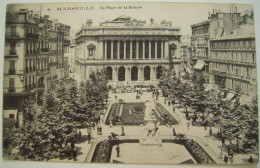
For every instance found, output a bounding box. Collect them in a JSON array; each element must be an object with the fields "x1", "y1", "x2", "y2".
[{"x1": 1, "y1": 0, "x2": 259, "y2": 167}]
